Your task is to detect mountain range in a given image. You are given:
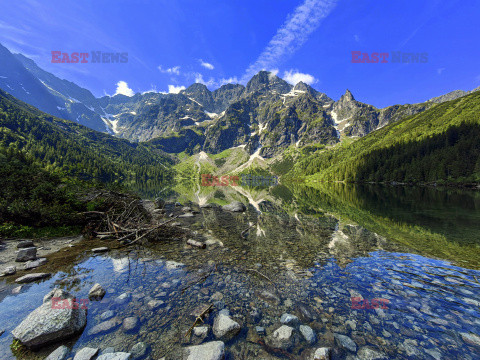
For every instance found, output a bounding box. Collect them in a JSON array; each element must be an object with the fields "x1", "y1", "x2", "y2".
[{"x1": 1, "y1": 42, "x2": 478, "y2": 159}]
